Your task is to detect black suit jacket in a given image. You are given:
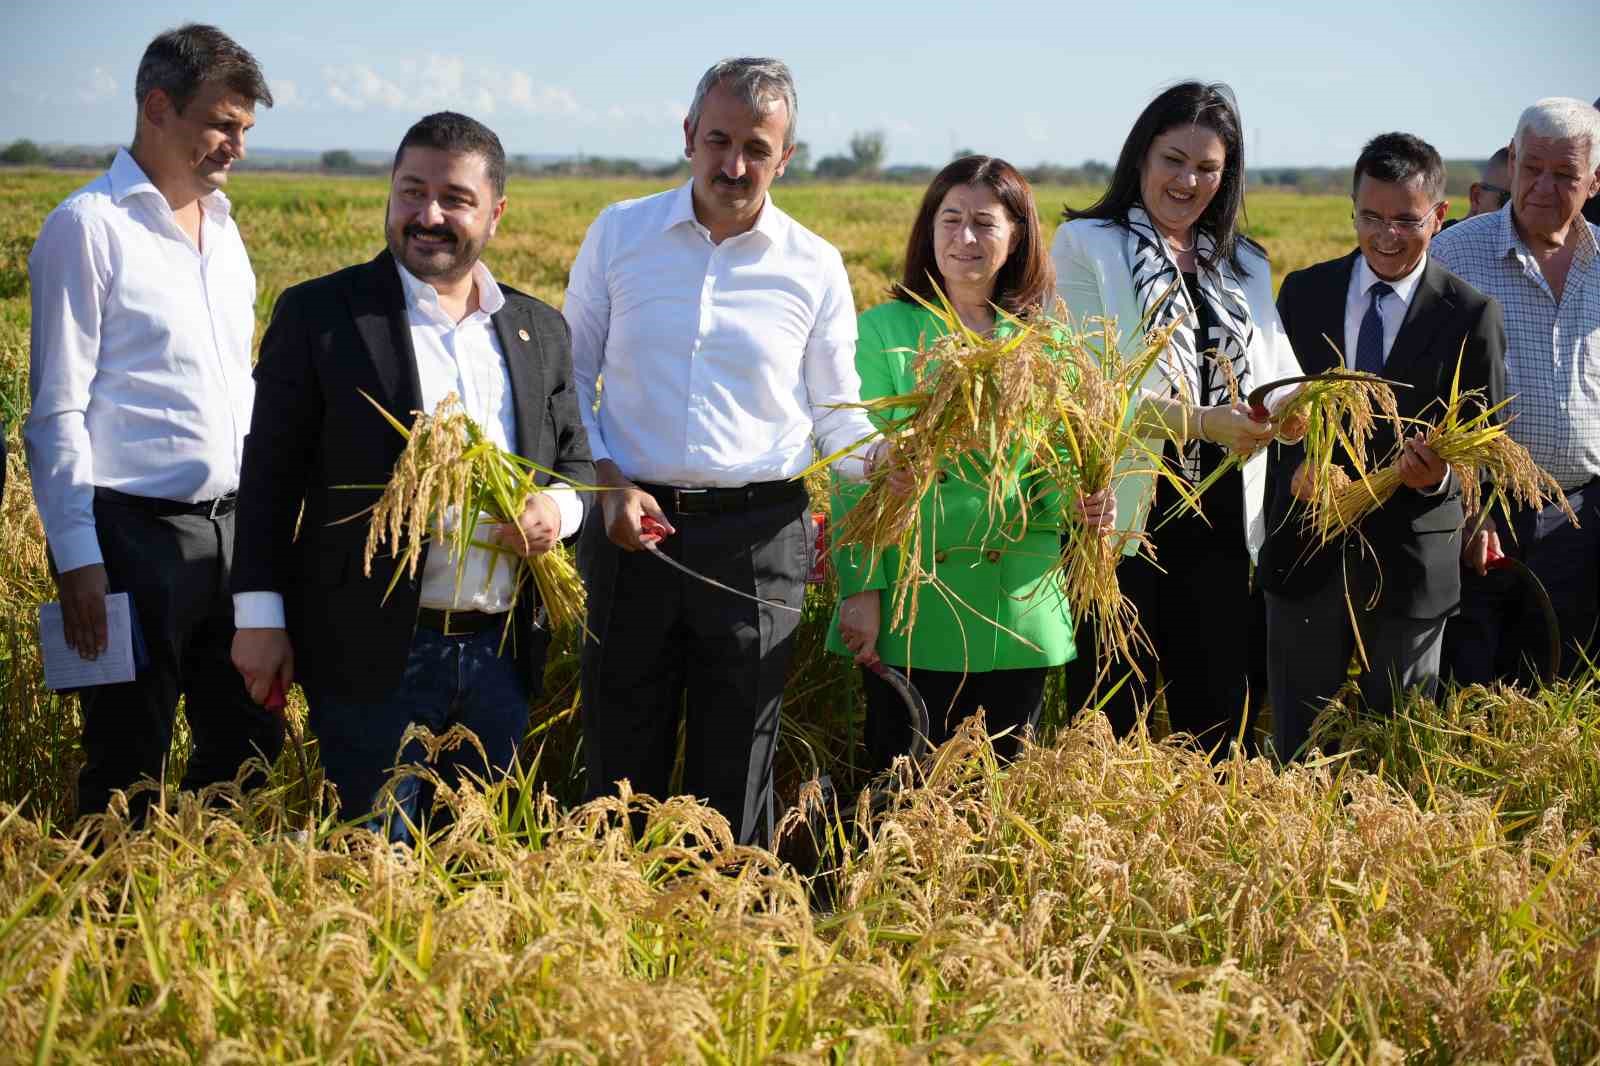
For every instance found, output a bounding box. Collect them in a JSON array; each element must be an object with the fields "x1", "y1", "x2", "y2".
[
  {"x1": 231, "y1": 250, "x2": 594, "y2": 701},
  {"x1": 1258, "y1": 251, "x2": 1506, "y2": 620}
]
